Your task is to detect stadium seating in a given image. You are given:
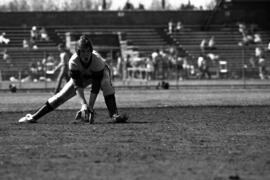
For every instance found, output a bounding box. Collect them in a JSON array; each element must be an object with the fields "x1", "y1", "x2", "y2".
[
  {"x1": 170, "y1": 27, "x2": 270, "y2": 76},
  {"x1": 1, "y1": 24, "x2": 270, "y2": 80},
  {"x1": 52, "y1": 25, "x2": 168, "y2": 55},
  {"x1": 0, "y1": 26, "x2": 57, "y2": 48}
]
